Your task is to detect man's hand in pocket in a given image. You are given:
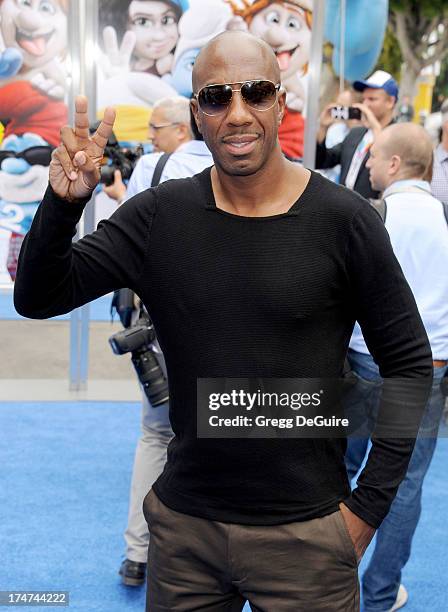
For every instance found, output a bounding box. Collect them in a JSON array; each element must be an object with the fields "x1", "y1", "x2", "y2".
[{"x1": 339, "y1": 502, "x2": 376, "y2": 562}]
